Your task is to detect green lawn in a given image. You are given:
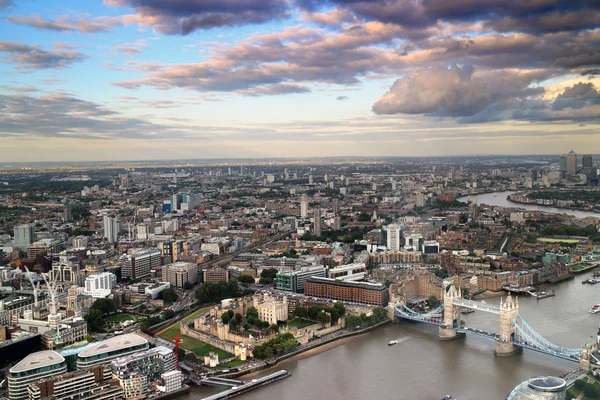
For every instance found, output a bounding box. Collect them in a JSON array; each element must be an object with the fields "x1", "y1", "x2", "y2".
[
  {"x1": 569, "y1": 263, "x2": 592, "y2": 271},
  {"x1": 538, "y1": 237, "x2": 580, "y2": 244},
  {"x1": 159, "y1": 306, "x2": 231, "y2": 360},
  {"x1": 105, "y1": 314, "x2": 135, "y2": 323},
  {"x1": 286, "y1": 318, "x2": 316, "y2": 329}
]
